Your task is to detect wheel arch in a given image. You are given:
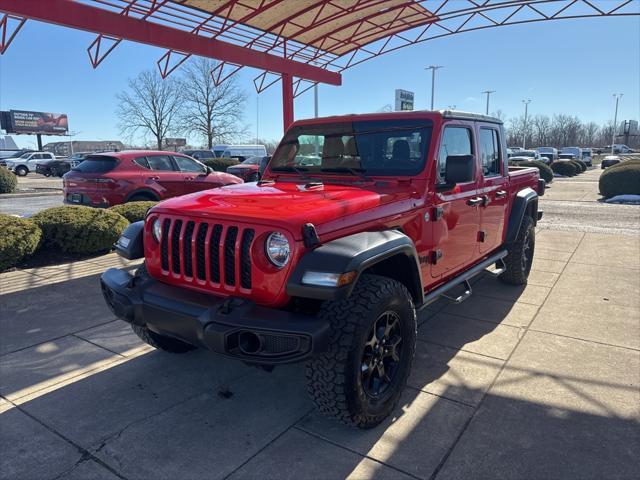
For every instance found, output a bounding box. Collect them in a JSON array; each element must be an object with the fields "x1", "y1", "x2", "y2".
[
  {"x1": 505, "y1": 187, "x2": 538, "y2": 244},
  {"x1": 286, "y1": 230, "x2": 423, "y2": 306},
  {"x1": 125, "y1": 189, "x2": 160, "y2": 202}
]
